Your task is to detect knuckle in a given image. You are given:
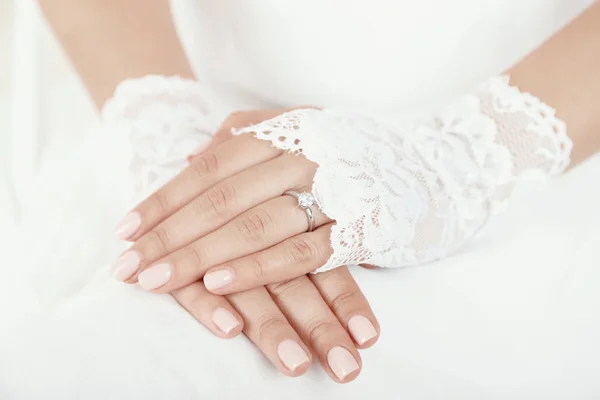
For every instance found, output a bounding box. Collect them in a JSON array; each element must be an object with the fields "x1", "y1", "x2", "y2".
[
  {"x1": 172, "y1": 283, "x2": 210, "y2": 319},
  {"x1": 250, "y1": 257, "x2": 267, "y2": 282},
  {"x1": 144, "y1": 229, "x2": 171, "y2": 254},
  {"x1": 328, "y1": 291, "x2": 360, "y2": 315},
  {"x1": 184, "y1": 246, "x2": 204, "y2": 270},
  {"x1": 177, "y1": 283, "x2": 206, "y2": 307},
  {"x1": 305, "y1": 318, "x2": 340, "y2": 345},
  {"x1": 268, "y1": 278, "x2": 305, "y2": 299},
  {"x1": 193, "y1": 152, "x2": 219, "y2": 177},
  {"x1": 254, "y1": 314, "x2": 289, "y2": 343},
  {"x1": 150, "y1": 190, "x2": 170, "y2": 214},
  {"x1": 287, "y1": 237, "x2": 318, "y2": 265},
  {"x1": 205, "y1": 183, "x2": 237, "y2": 216},
  {"x1": 236, "y1": 208, "x2": 272, "y2": 243}
]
